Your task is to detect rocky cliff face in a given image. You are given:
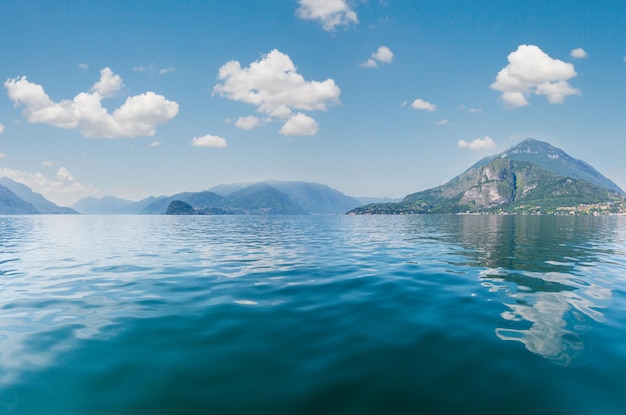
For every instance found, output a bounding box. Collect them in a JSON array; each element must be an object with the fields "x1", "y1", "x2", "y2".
[
  {"x1": 457, "y1": 158, "x2": 515, "y2": 209},
  {"x1": 401, "y1": 157, "x2": 517, "y2": 212}
]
